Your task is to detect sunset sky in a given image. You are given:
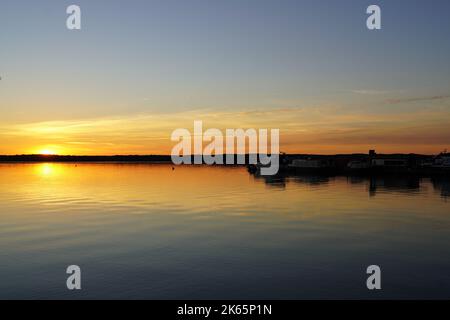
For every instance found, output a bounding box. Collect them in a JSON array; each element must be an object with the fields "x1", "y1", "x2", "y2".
[{"x1": 1, "y1": 0, "x2": 449, "y2": 155}]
